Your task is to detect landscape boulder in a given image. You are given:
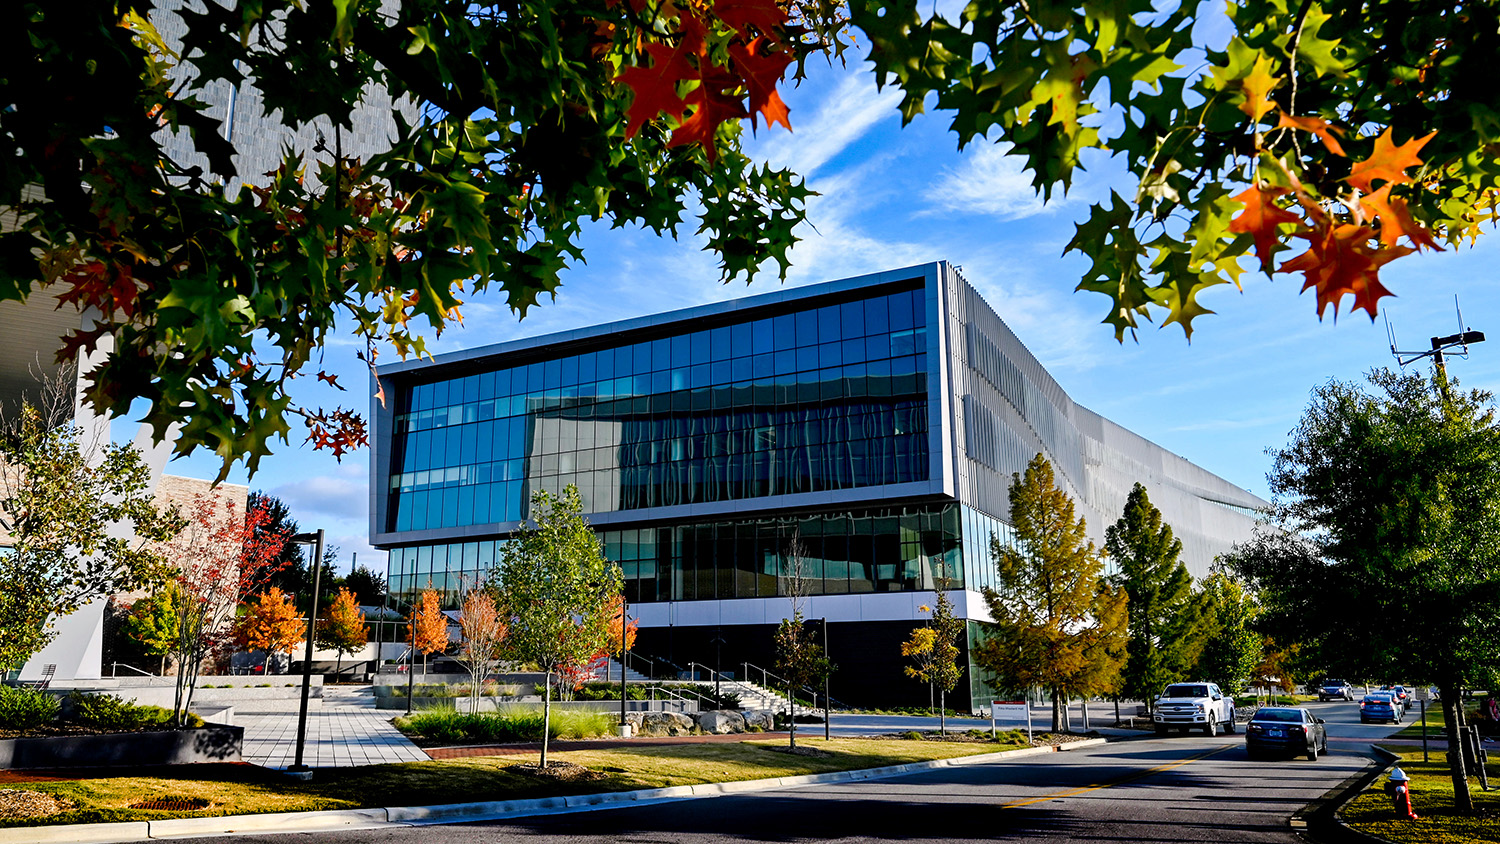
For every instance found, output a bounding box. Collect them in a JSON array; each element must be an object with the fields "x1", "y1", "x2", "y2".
[
  {"x1": 698, "y1": 710, "x2": 746, "y2": 735},
  {"x1": 742, "y1": 710, "x2": 775, "y2": 731},
  {"x1": 636, "y1": 711, "x2": 695, "y2": 736}
]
